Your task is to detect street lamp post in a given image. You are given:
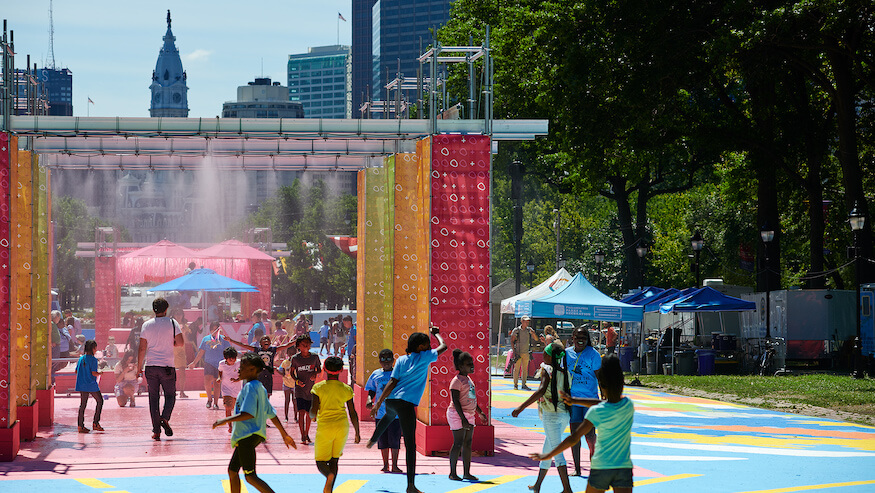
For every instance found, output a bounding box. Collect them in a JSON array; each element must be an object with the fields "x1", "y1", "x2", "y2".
[
  {"x1": 557, "y1": 255, "x2": 566, "y2": 271},
  {"x1": 526, "y1": 260, "x2": 535, "y2": 289},
  {"x1": 636, "y1": 242, "x2": 648, "y2": 290},
  {"x1": 761, "y1": 223, "x2": 775, "y2": 339},
  {"x1": 849, "y1": 203, "x2": 866, "y2": 379},
  {"x1": 594, "y1": 250, "x2": 605, "y2": 291},
  {"x1": 691, "y1": 230, "x2": 704, "y2": 288}
]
